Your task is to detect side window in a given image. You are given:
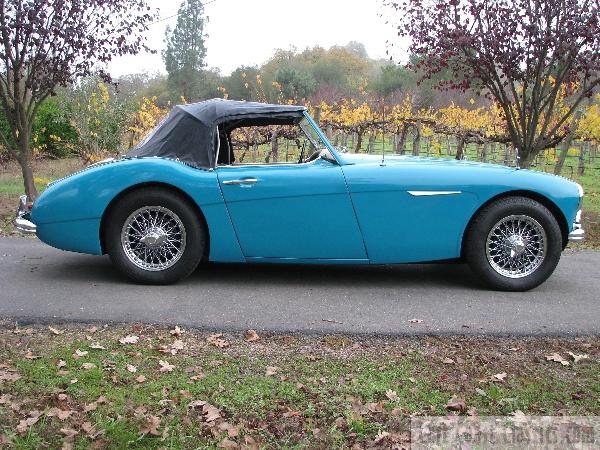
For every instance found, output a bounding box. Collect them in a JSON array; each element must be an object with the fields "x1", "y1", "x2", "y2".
[{"x1": 221, "y1": 123, "x2": 318, "y2": 165}]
